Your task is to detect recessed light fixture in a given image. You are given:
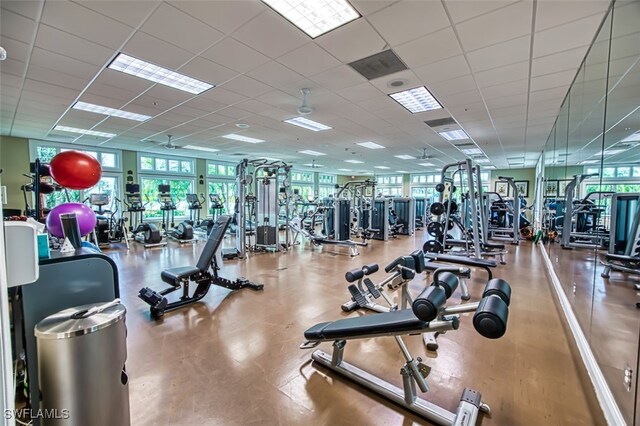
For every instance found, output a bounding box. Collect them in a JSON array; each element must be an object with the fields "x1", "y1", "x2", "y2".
[
  {"x1": 461, "y1": 148, "x2": 483, "y2": 155},
  {"x1": 418, "y1": 162, "x2": 434, "y2": 166},
  {"x1": 284, "y1": 116, "x2": 332, "y2": 132},
  {"x1": 108, "y1": 53, "x2": 214, "y2": 95},
  {"x1": 389, "y1": 86, "x2": 442, "y2": 113},
  {"x1": 222, "y1": 133, "x2": 265, "y2": 143},
  {"x1": 260, "y1": 0, "x2": 360, "y2": 38},
  {"x1": 357, "y1": 141, "x2": 385, "y2": 149},
  {"x1": 394, "y1": 154, "x2": 415, "y2": 160},
  {"x1": 579, "y1": 159, "x2": 600, "y2": 165},
  {"x1": 622, "y1": 131, "x2": 640, "y2": 142},
  {"x1": 439, "y1": 130, "x2": 469, "y2": 140},
  {"x1": 338, "y1": 168, "x2": 352, "y2": 171},
  {"x1": 475, "y1": 158, "x2": 490, "y2": 163},
  {"x1": 73, "y1": 101, "x2": 151, "y2": 122},
  {"x1": 396, "y1": 170, "x2": 409, "y2": 173},
  {"x1": 183, "y1": 145, "x2": 220, "y2": 153},
  {"x1": 54, "y1": 125, "x2": 116, "y2": 138},
  {"x1": 345, "y1": 159, "x2": 364, "y2": 164},
  {"x1": 299, "y1": 150, "x2": 326, "y2": 156},
  {"x1": 484, "y1": 165, "x2": 496, "y2": 169},
  {"x1": 304, "y1": 163, "x2": 323, "y2": 167},
  {"x1": 374, "y1": 166, "x2": 390, "y2": 169},
  {"x1": 596, "y1": 148, "x2": 627, "y2": 156},
  {"x1": 236, "y1": 123, "x2": 250, "y2": 129}
]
